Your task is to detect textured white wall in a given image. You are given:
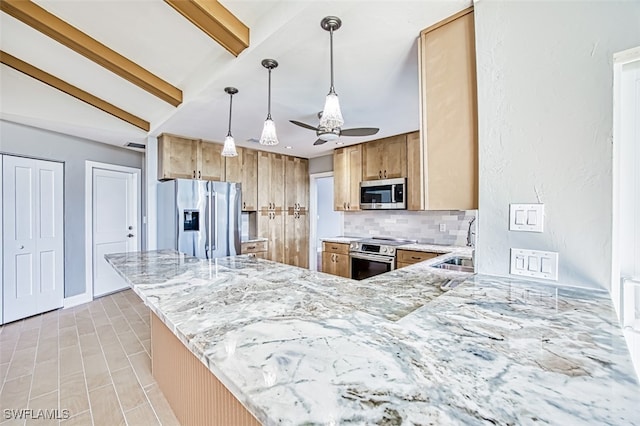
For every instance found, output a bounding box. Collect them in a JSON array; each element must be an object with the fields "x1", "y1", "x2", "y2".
[{"x1": 475, "y1": 1, "x2": 640, "y2": 289}]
